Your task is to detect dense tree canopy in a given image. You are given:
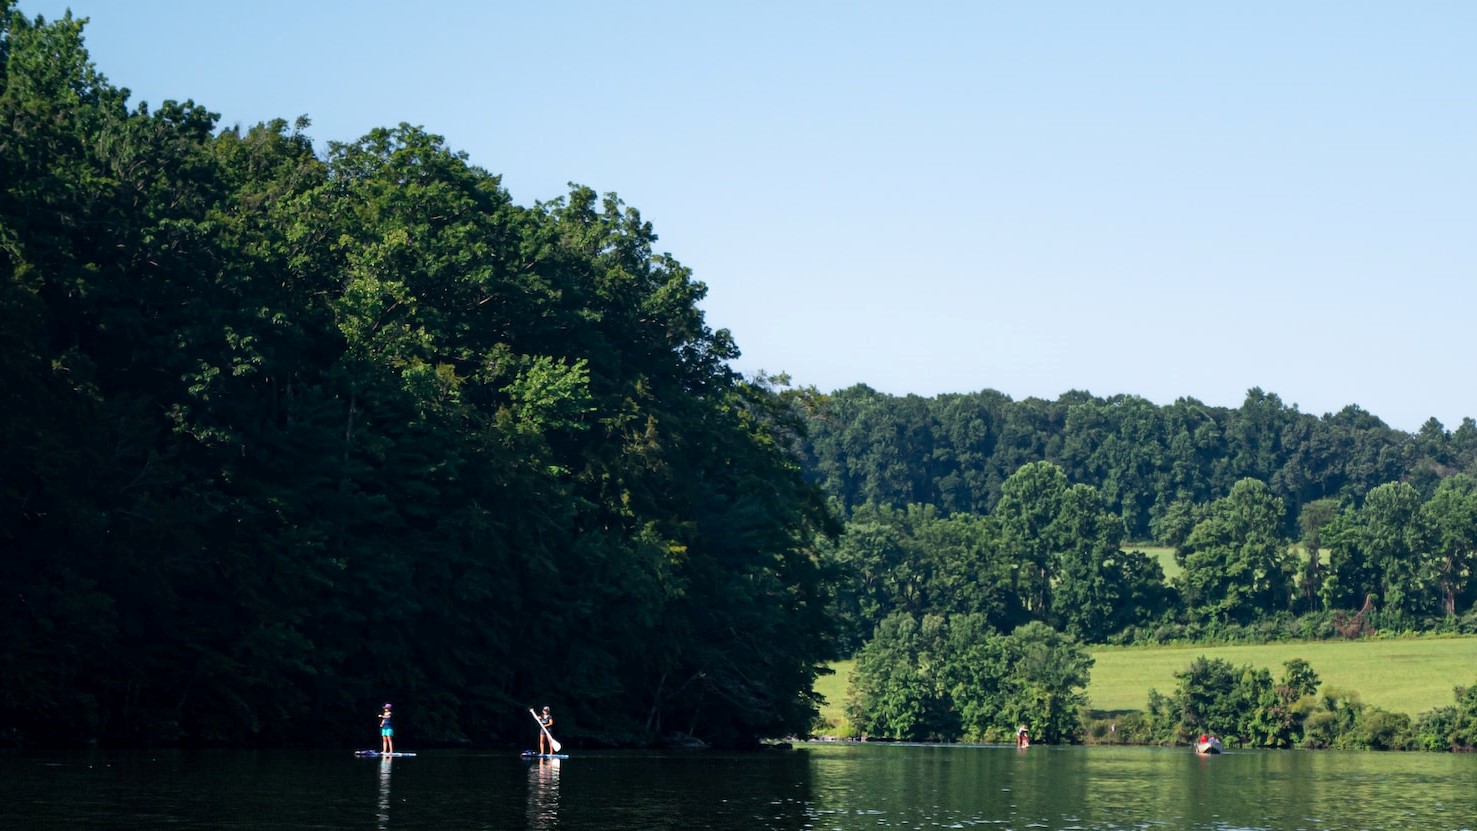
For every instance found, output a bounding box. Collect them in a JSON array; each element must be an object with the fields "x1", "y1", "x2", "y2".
[
  {"x1": 801, "y1": 383, "x2": 1477, "y2": 658},
  {"x1": 804, "y1": 385, "x2": 1475, "y2": 540},
  {"x1": 1, "y1": 5, "x2": 833, "y2": 747},
  {"x1": 849, "y1": 614, "x2": 1092, "y2": 743},
  {"x1": 1178, "y1": 479, "x2": 1296, "y2": 626}
]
